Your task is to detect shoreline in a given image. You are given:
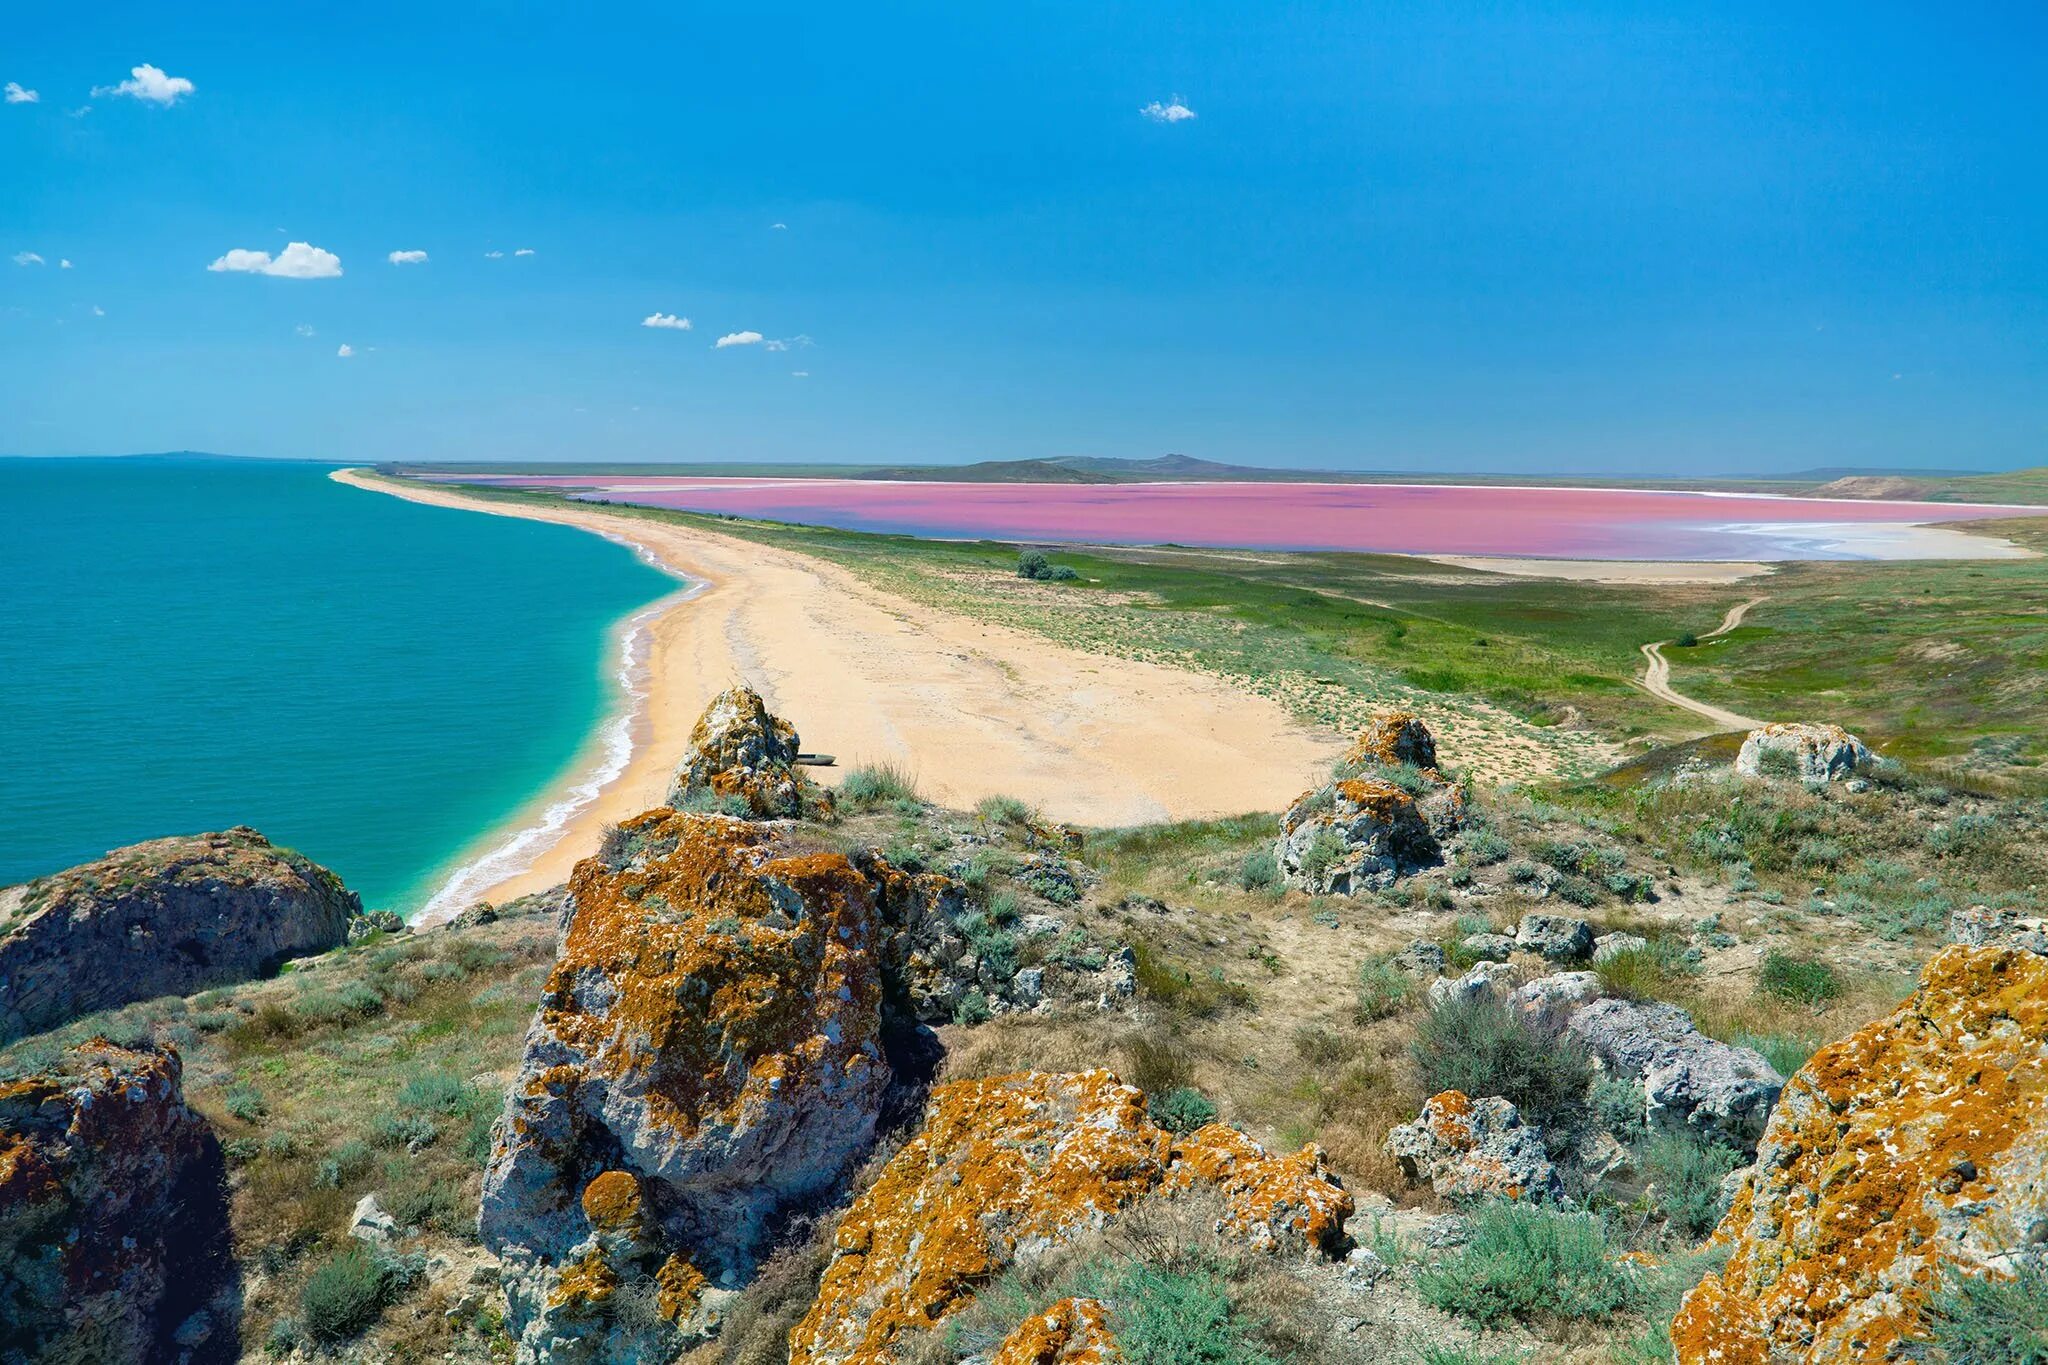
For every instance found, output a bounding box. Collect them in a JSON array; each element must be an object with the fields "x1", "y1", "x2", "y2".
[{"x1": 331, "y1": 469, "x2": 1349, "y2": 918}]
